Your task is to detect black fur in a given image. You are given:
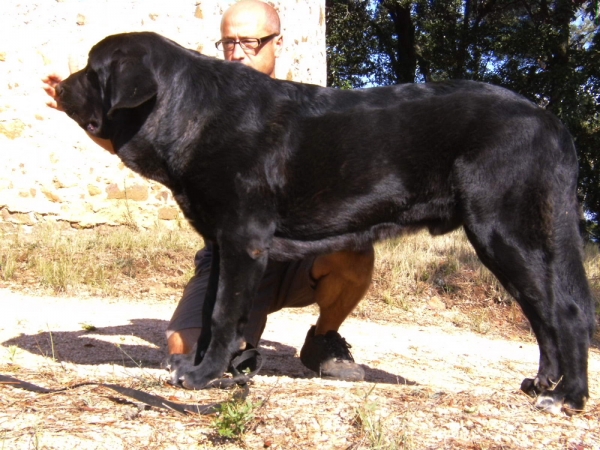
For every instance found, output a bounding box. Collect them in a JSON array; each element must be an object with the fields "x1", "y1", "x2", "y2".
[{"x1": 56, "y1": 32, "x2": 595, "y2": 414}]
